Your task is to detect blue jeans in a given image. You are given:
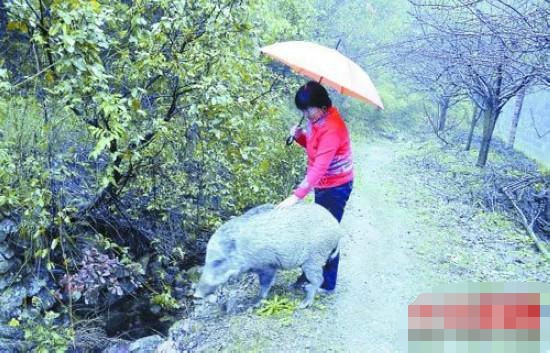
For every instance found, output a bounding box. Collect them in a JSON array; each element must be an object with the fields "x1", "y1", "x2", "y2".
[{"x1": 297, "y1": 181, "x2": 353, "y2": 290}]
